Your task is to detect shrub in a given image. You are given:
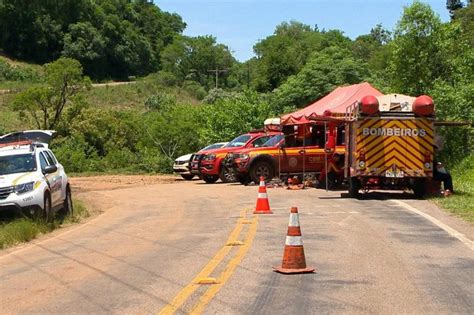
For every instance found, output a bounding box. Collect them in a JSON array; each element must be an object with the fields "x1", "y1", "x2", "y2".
[
  {"x1": 0, "y1": 59, "x2": 40, "y2": 82},
  {"x1": 100, "y1": 148, "x2": 137, "y2": 171},
  {"x1": 182, "y1": 80, "x2": 207, "y2": 100},
  {"x1": 202, "y1": 88, "x2": 236, "y2": 104},
  {"x1": 51, "y1": 135, "x2": 100, "y2": 172},
  {"x1": 145, "y1": 93, "x2": 177, "y2": 111},
  {"x1": 199, "y1": 91, "x2": 273, "y2": 144},
  {"x1": 155, "y1": 71, "x2": 179, "y2": 86}
]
